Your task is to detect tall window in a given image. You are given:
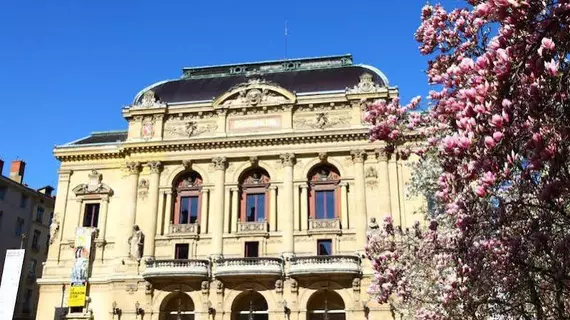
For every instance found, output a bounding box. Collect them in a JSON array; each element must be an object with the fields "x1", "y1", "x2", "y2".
[
  {"x1": 20, "y1": 194, "x2": 28, "y2": 208},
  {"x1": 0, "y1": 187, "x2": 6, "y2": 200},
  {"x1": 173, "y1": 171, "x2": 203, "y2": 226},
  {"x1": 36, "y1": 207, "x2": 44, "y2": 223},
  {"x1": 32, "y1": 230, "x2": 41, "y2": 250},
  {"x1": 15, "y1": 218, "x2": 24, "y2": 237},
  {"x1": 239, "y1": 168, "x2": 270, "y2": 223},
  {"x1": 317, "y1": 239, "x2": 332, "y2": 256},
  {"x1": 29, "y1": 259, "x2": 37, "y2": 277},
  {"x1": 83, "y1": 203, "x2": 100, "y2": 227},
  {"x1": 175, "y1": 243, "x2": 189, "y2": 259},
  {"x1": 23, "y1": 289, "x2": 32, "y2": 313},
  {"x1": 308, "y1": 164, "x2": 341, "y2": 220}
]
